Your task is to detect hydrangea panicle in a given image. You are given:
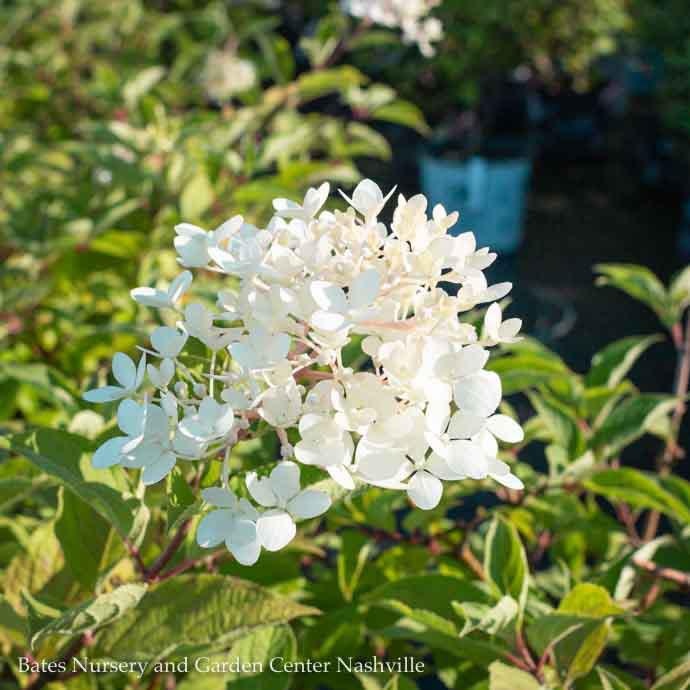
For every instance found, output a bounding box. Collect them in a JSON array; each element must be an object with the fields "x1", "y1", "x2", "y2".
[
  {"x1": 84, "y1": 179, "x2": 524, "y2": 564},
  {"x1": 341, "y1": 0, "x2": 443, "y2": 56}
]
